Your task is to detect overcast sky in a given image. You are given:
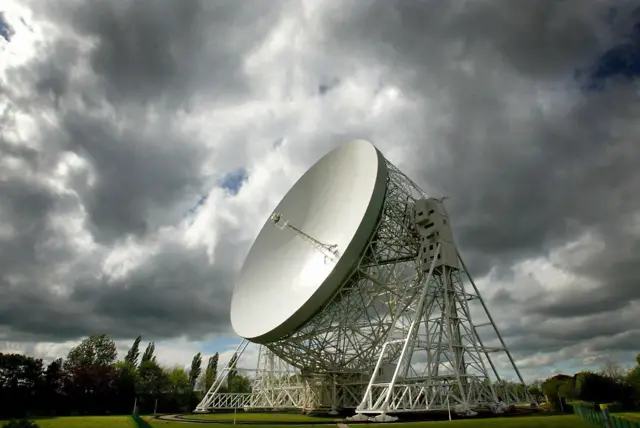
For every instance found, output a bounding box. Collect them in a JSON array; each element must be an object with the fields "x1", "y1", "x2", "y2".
[{"x1": 1, "y1": 0, "x2": 639, "y2": 381}]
